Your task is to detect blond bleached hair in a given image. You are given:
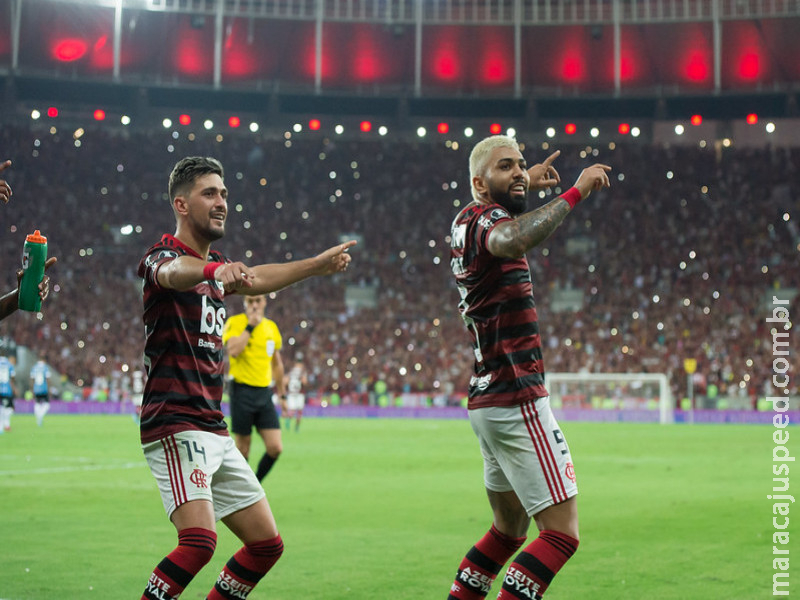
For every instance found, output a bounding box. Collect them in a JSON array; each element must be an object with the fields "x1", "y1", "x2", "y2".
[{"x1": 469, "y1": 135, "x2": 520, "y2": 201}]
